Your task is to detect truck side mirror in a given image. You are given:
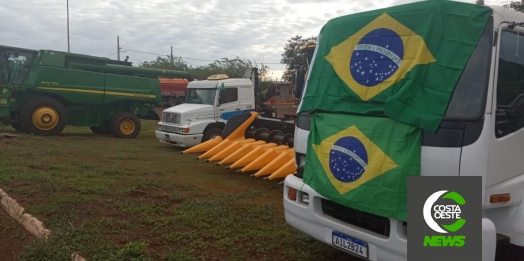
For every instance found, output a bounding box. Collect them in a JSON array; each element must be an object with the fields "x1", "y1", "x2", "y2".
[{"x1": 496, "y1": 97, "x2": 524, "y2": 138}]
